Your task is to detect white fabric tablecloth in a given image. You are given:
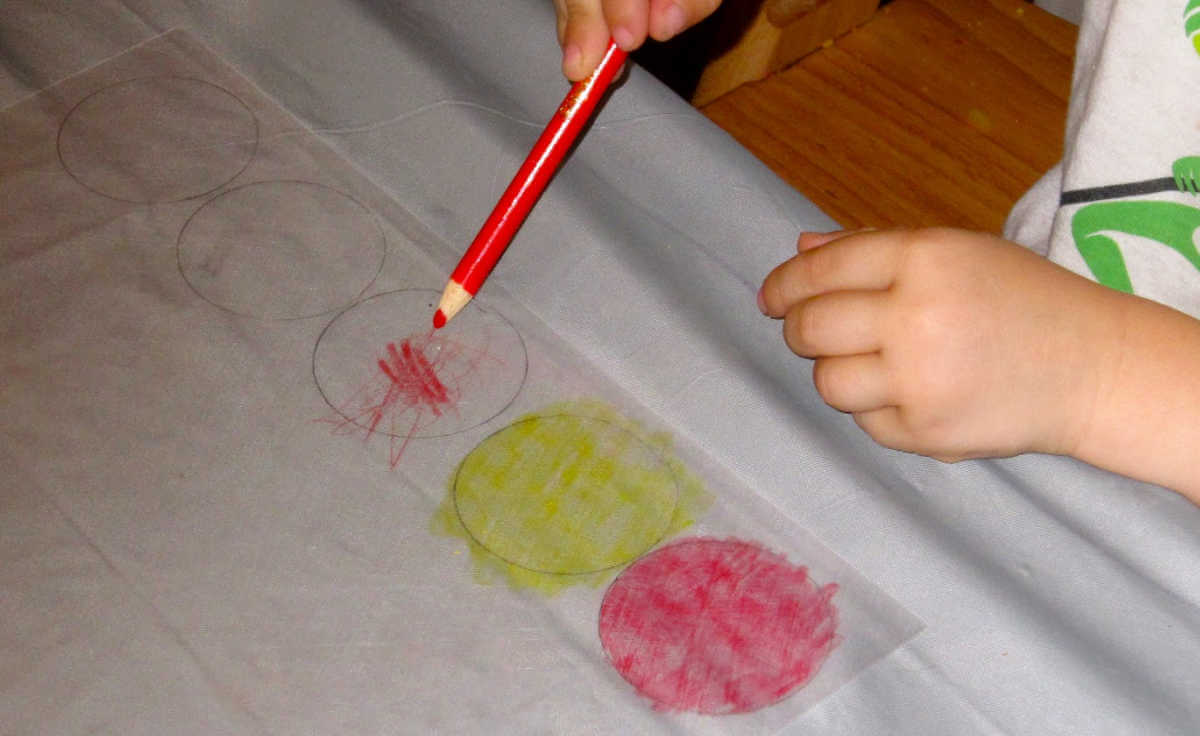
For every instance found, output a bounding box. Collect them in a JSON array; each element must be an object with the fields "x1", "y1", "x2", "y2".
[{"x1": 2, "y1": 2, "x2": 1198, "y2": 734}]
